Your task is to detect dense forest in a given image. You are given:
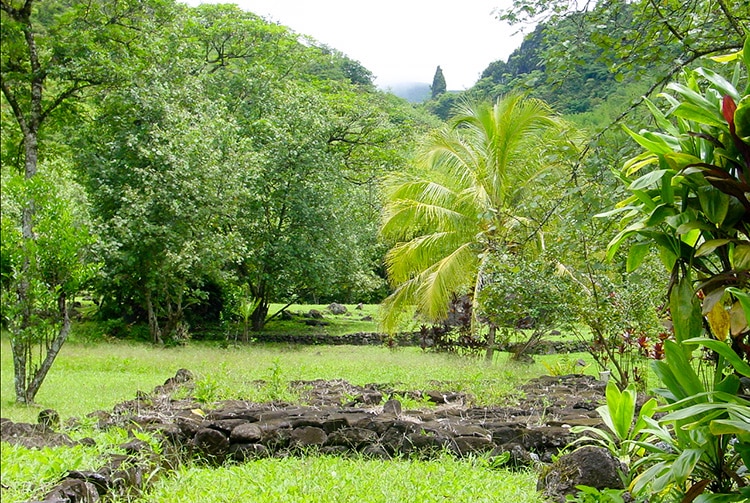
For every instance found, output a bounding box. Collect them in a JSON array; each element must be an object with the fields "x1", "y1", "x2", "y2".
[{"x1": 1, "y1": 0, "x2": 748, "y2": 404}]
